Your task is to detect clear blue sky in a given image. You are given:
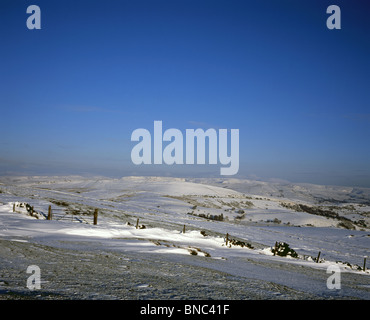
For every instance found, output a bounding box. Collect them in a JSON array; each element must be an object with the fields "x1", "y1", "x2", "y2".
[{"x1": 1, "y1": 0, "x2": 369, "y2": 187}]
